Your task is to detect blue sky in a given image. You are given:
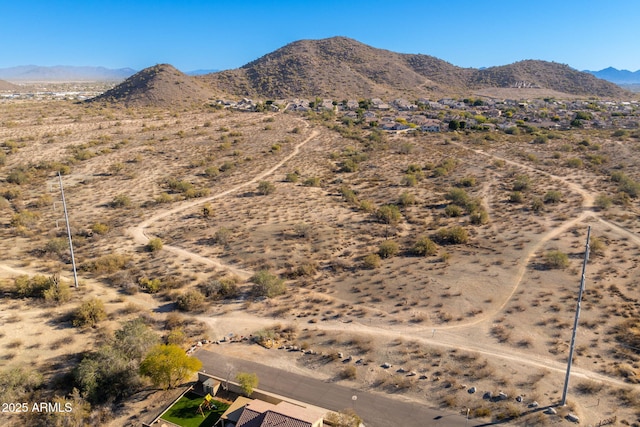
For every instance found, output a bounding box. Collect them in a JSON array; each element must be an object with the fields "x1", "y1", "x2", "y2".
[{"x1": 2, "y1": 0, "x2": 639, "y2": 72}]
